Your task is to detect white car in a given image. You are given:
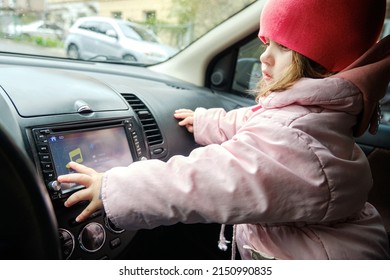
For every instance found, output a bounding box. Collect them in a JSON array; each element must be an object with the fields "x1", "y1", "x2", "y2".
[
  {"x1": 17, "y1": 20, "x2": 64, "y2": 40},
  {"x1": 64, "y1": 16, "x2": 178, "y2": 63}
]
